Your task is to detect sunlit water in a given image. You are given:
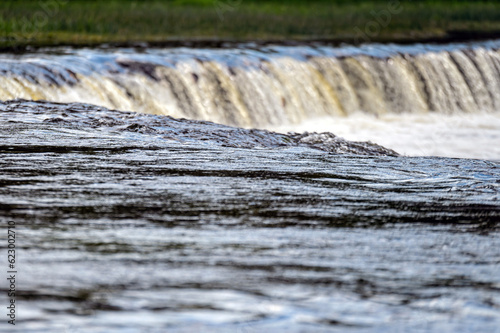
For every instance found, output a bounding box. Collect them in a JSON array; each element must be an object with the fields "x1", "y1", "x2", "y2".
[{"x1": 0, "y1": 100, "x2": 499, "y2": 332}]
